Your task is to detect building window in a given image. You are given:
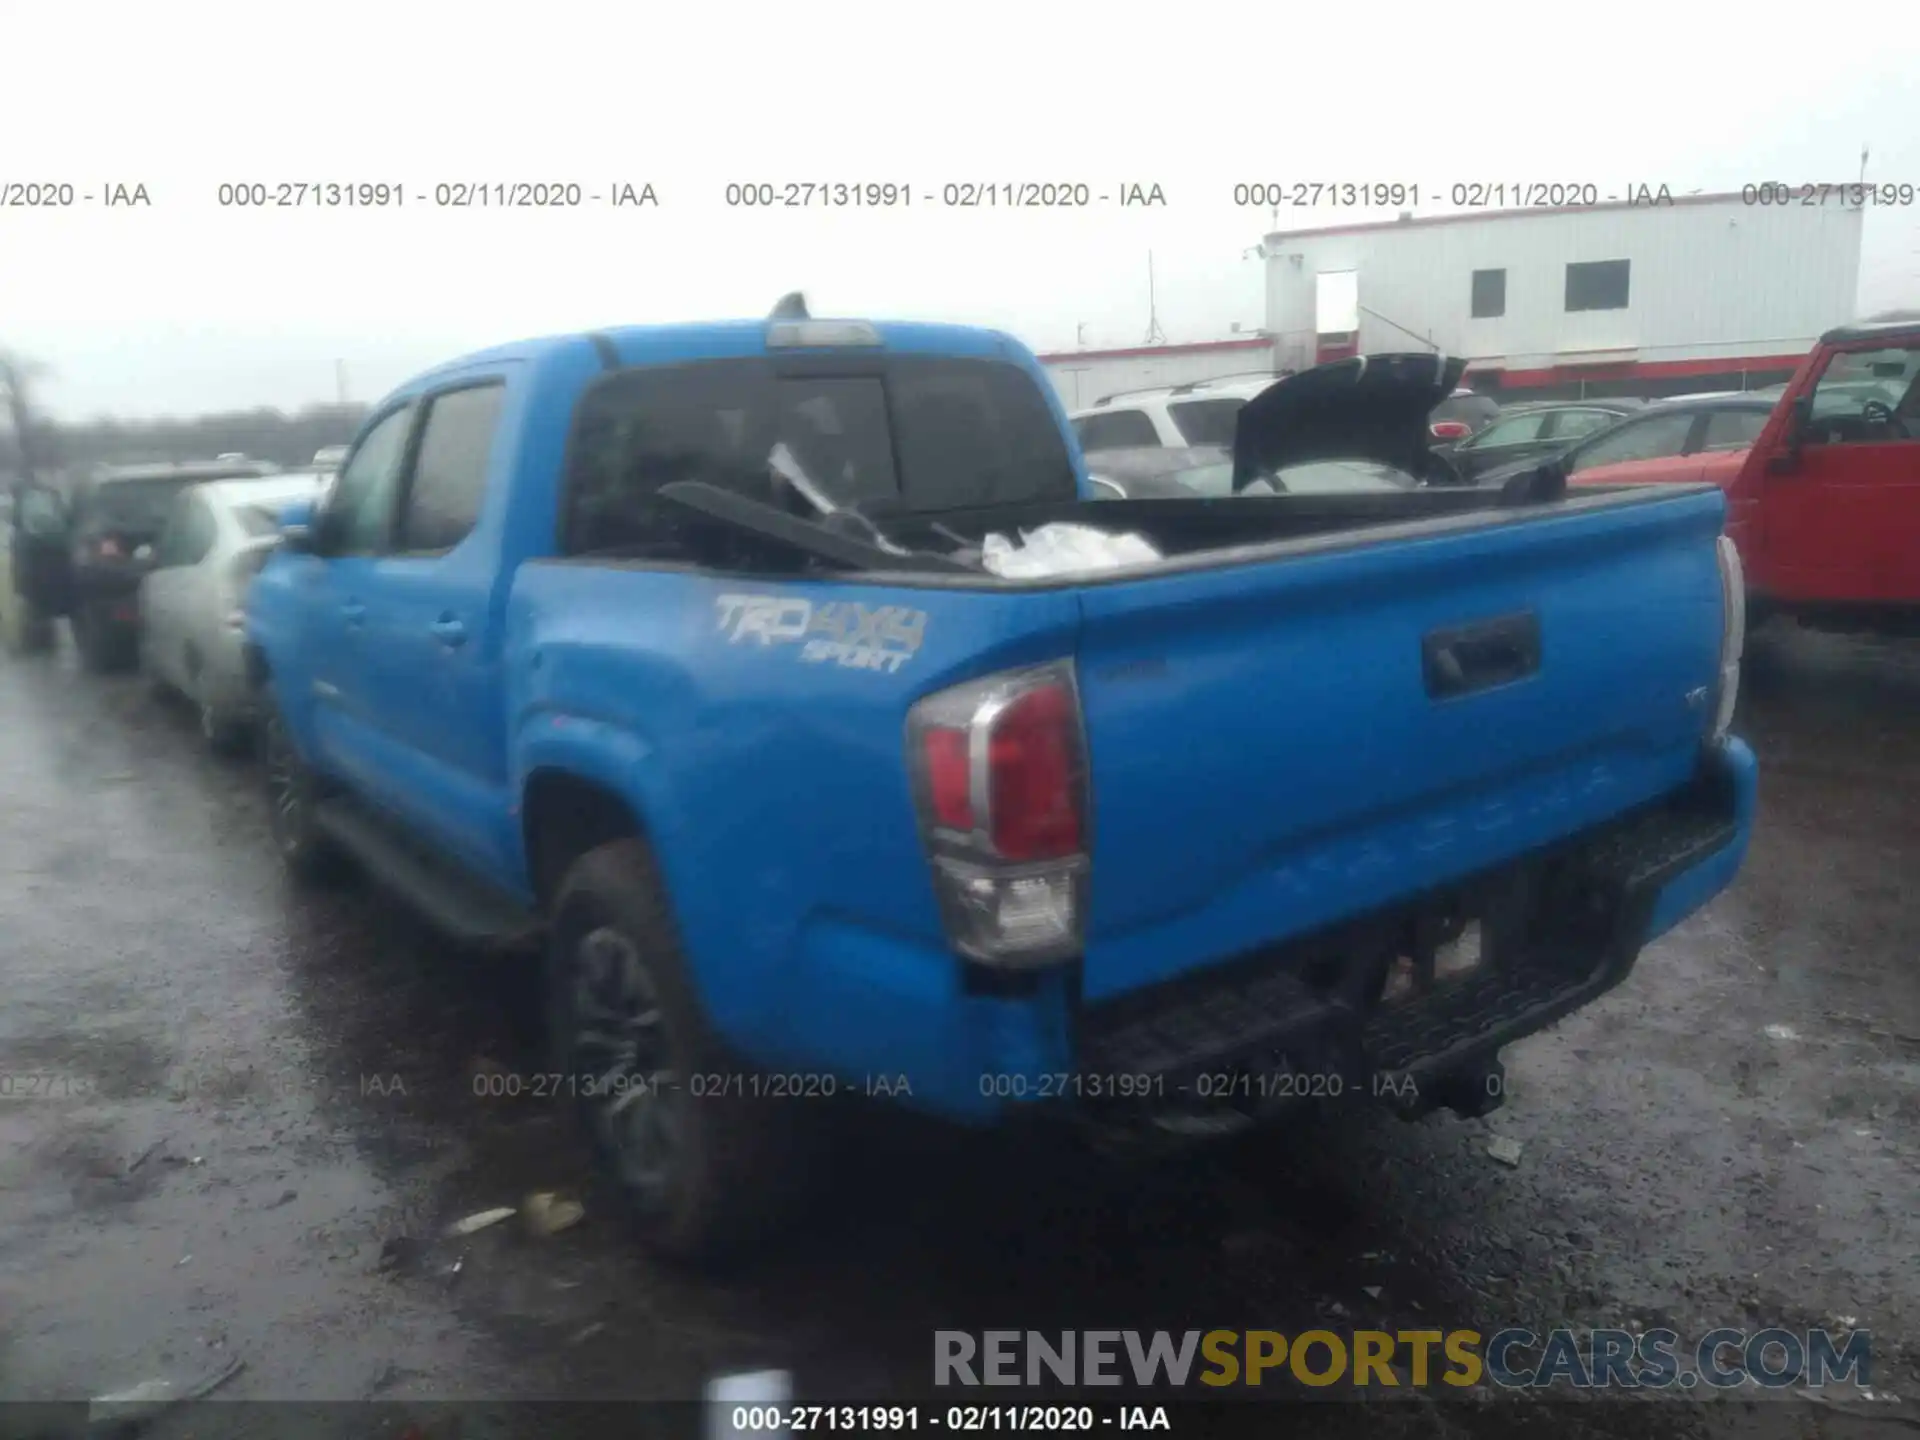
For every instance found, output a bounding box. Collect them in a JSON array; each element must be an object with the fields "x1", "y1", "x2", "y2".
[
  {"x1": 1565, "y1": 259, "x2": 1631, "y2": 312},
  {"x1": 1470, "y1": 269, "x2": 1506, "y2": 319}
]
